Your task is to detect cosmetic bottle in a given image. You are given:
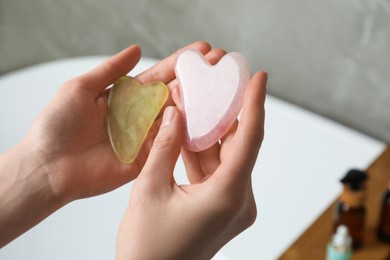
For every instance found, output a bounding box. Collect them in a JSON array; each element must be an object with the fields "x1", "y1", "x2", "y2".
[
  {"x1": 377, "y1": 182, "x2": 390, "y2": 243},
  {"x1": 333, "y1": 169, "x2": 367, "y2": 249},
  {"x1": 326, "y1": 225, "x2": 352, "y2": 260}
]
